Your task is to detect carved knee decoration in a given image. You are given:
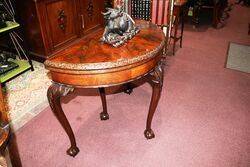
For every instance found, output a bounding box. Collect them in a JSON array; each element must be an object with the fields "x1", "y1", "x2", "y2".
[
  {"x1": 144, "y1": 61, "x2": 164, "y2": 139},
  {"x1": 47, "y1": 83, "x2": 79, "y2": 157}
]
